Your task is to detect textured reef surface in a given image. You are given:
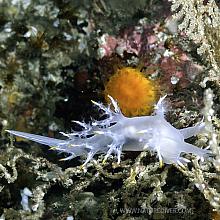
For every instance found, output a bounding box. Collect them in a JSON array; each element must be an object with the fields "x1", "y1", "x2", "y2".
[{"x1": 0, "y1": 0, "x2": 220, "y2": 220}]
